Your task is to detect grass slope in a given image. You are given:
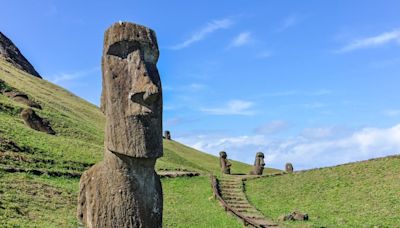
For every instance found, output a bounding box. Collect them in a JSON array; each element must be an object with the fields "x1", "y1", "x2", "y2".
[
  {"x1": 246, "y1": 156, "x2": 400, "y2": 227},
  {"x1": 0, "y1": 58, "x2": 252, "y2": 175},
  {"x1": 0, "y1": 58, "x2": 257, "y2": 226}
]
